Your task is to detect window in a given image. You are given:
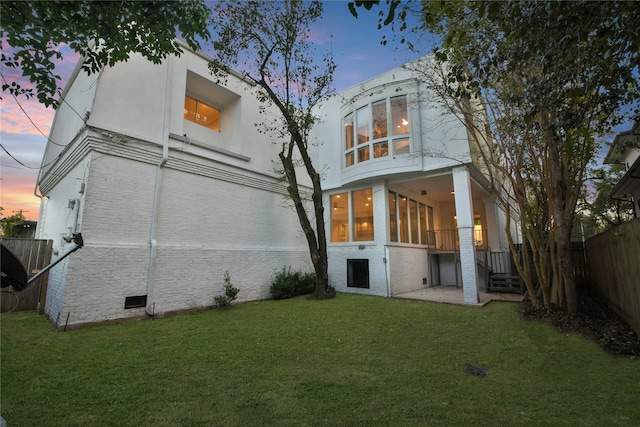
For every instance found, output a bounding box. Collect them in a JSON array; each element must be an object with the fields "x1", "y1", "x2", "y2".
[
  {"x1": 330, "y1": 188, "x2": 374, "y2": 243},
  {"x1": 391, "y1": 96, "x2": 408, "y2": 135},
  {"x1": 398, "y1": 195, "x2": 409, "y2": 243},
  {"x1": 419, "y1": 203, "x2": 427, "y2": 245},
  {"x1": 343, "y1": 95, "x2": 408, "y2": 168},
  {"x1": 356, "y1": 106, "x2": 370, "y2": 144},
  {"x1": 410, "y1": 199, "x2": 419, "y2": 244},
  {"x1": 184, "y1": 96, "x2": 221, "y2": 131},
  {"x1": 389, "y1": 191, "x2": 429, "y2": 246},
  {"x1": 389, "y1": 191, "x2": 398, "y2": 242},
  {"x1": 372, "y1": 101, "x2": 387, "y2": 139},
  {"x1": 331, "y1": 193, "x2": 349, "y2": 242},
  {"x1": 347, "y1": 259, "x2": 369, "y2": 288},
  {"x1": 353, "y1": 188, "x2": 374, "y2": 241},
  {"x1": 344, "y1": 114, "x2": 354, "y2": 150}
]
